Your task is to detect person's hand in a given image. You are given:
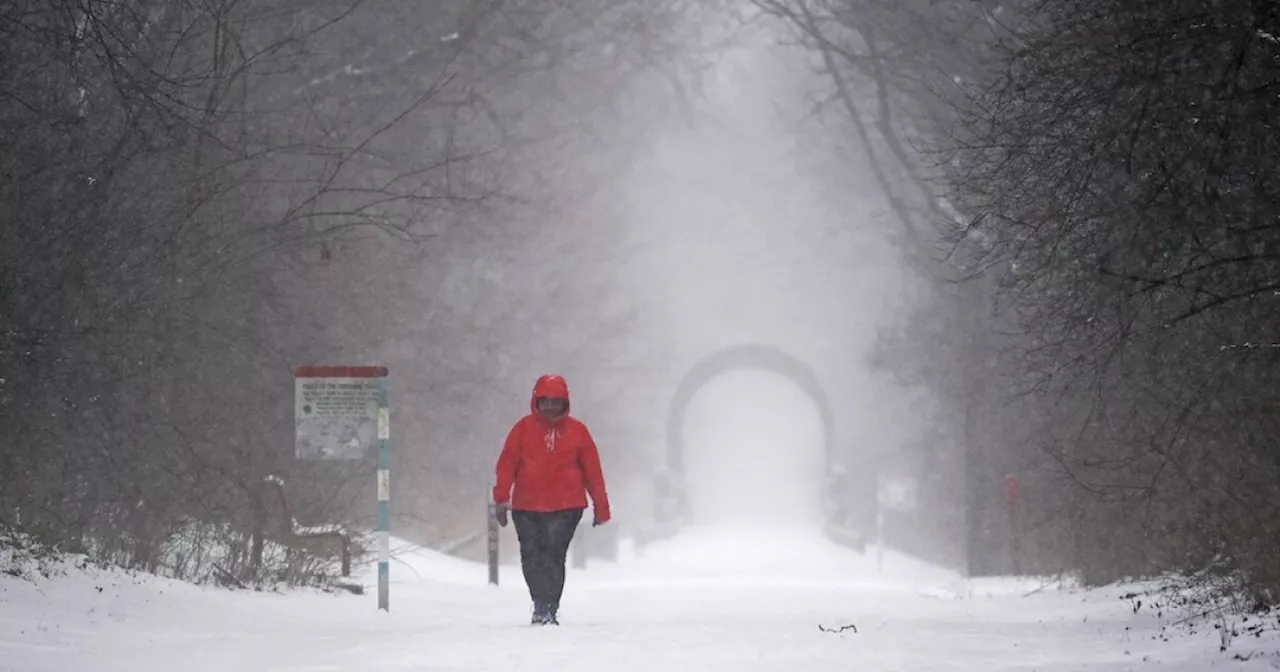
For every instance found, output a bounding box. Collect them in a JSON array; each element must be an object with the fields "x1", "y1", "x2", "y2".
[
  {"x1": 494, "y1": 501, "x2": 510, "y2": 527},
  {"x1": 592, "y1": 510, "x2": 610, "y2": 527}
]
